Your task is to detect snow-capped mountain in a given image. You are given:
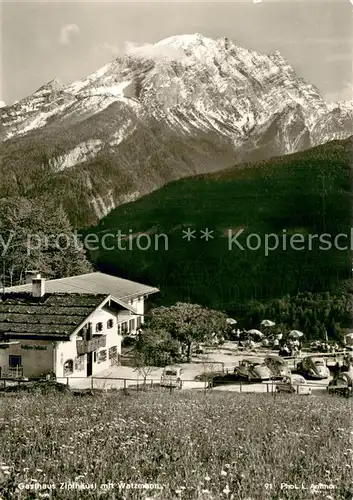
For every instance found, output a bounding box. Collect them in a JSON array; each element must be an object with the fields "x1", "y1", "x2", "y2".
[{"x1": 0, "y1": 34, "x2": 352, "y2": 225}]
